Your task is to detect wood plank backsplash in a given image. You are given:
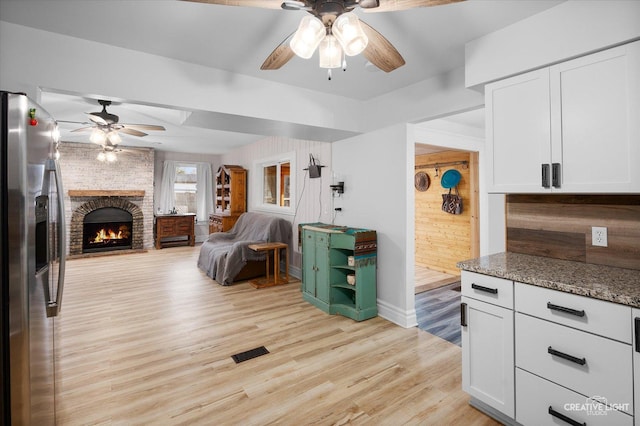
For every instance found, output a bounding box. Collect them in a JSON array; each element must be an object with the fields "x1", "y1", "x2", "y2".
[{"x1": 506, "y1": 195, "x2": 640, "y2": 271}]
